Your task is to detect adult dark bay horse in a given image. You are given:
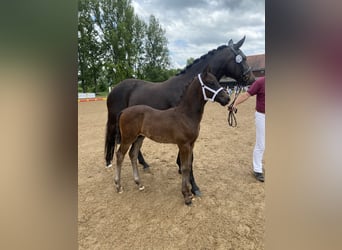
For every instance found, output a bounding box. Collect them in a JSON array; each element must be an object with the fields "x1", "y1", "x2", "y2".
[
  {"x1": 114, "y1": 67, "x2": 230, "y2": 205},
  {"x1": 105, "y1": 36, "x2": 255, "y2": 196}
]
